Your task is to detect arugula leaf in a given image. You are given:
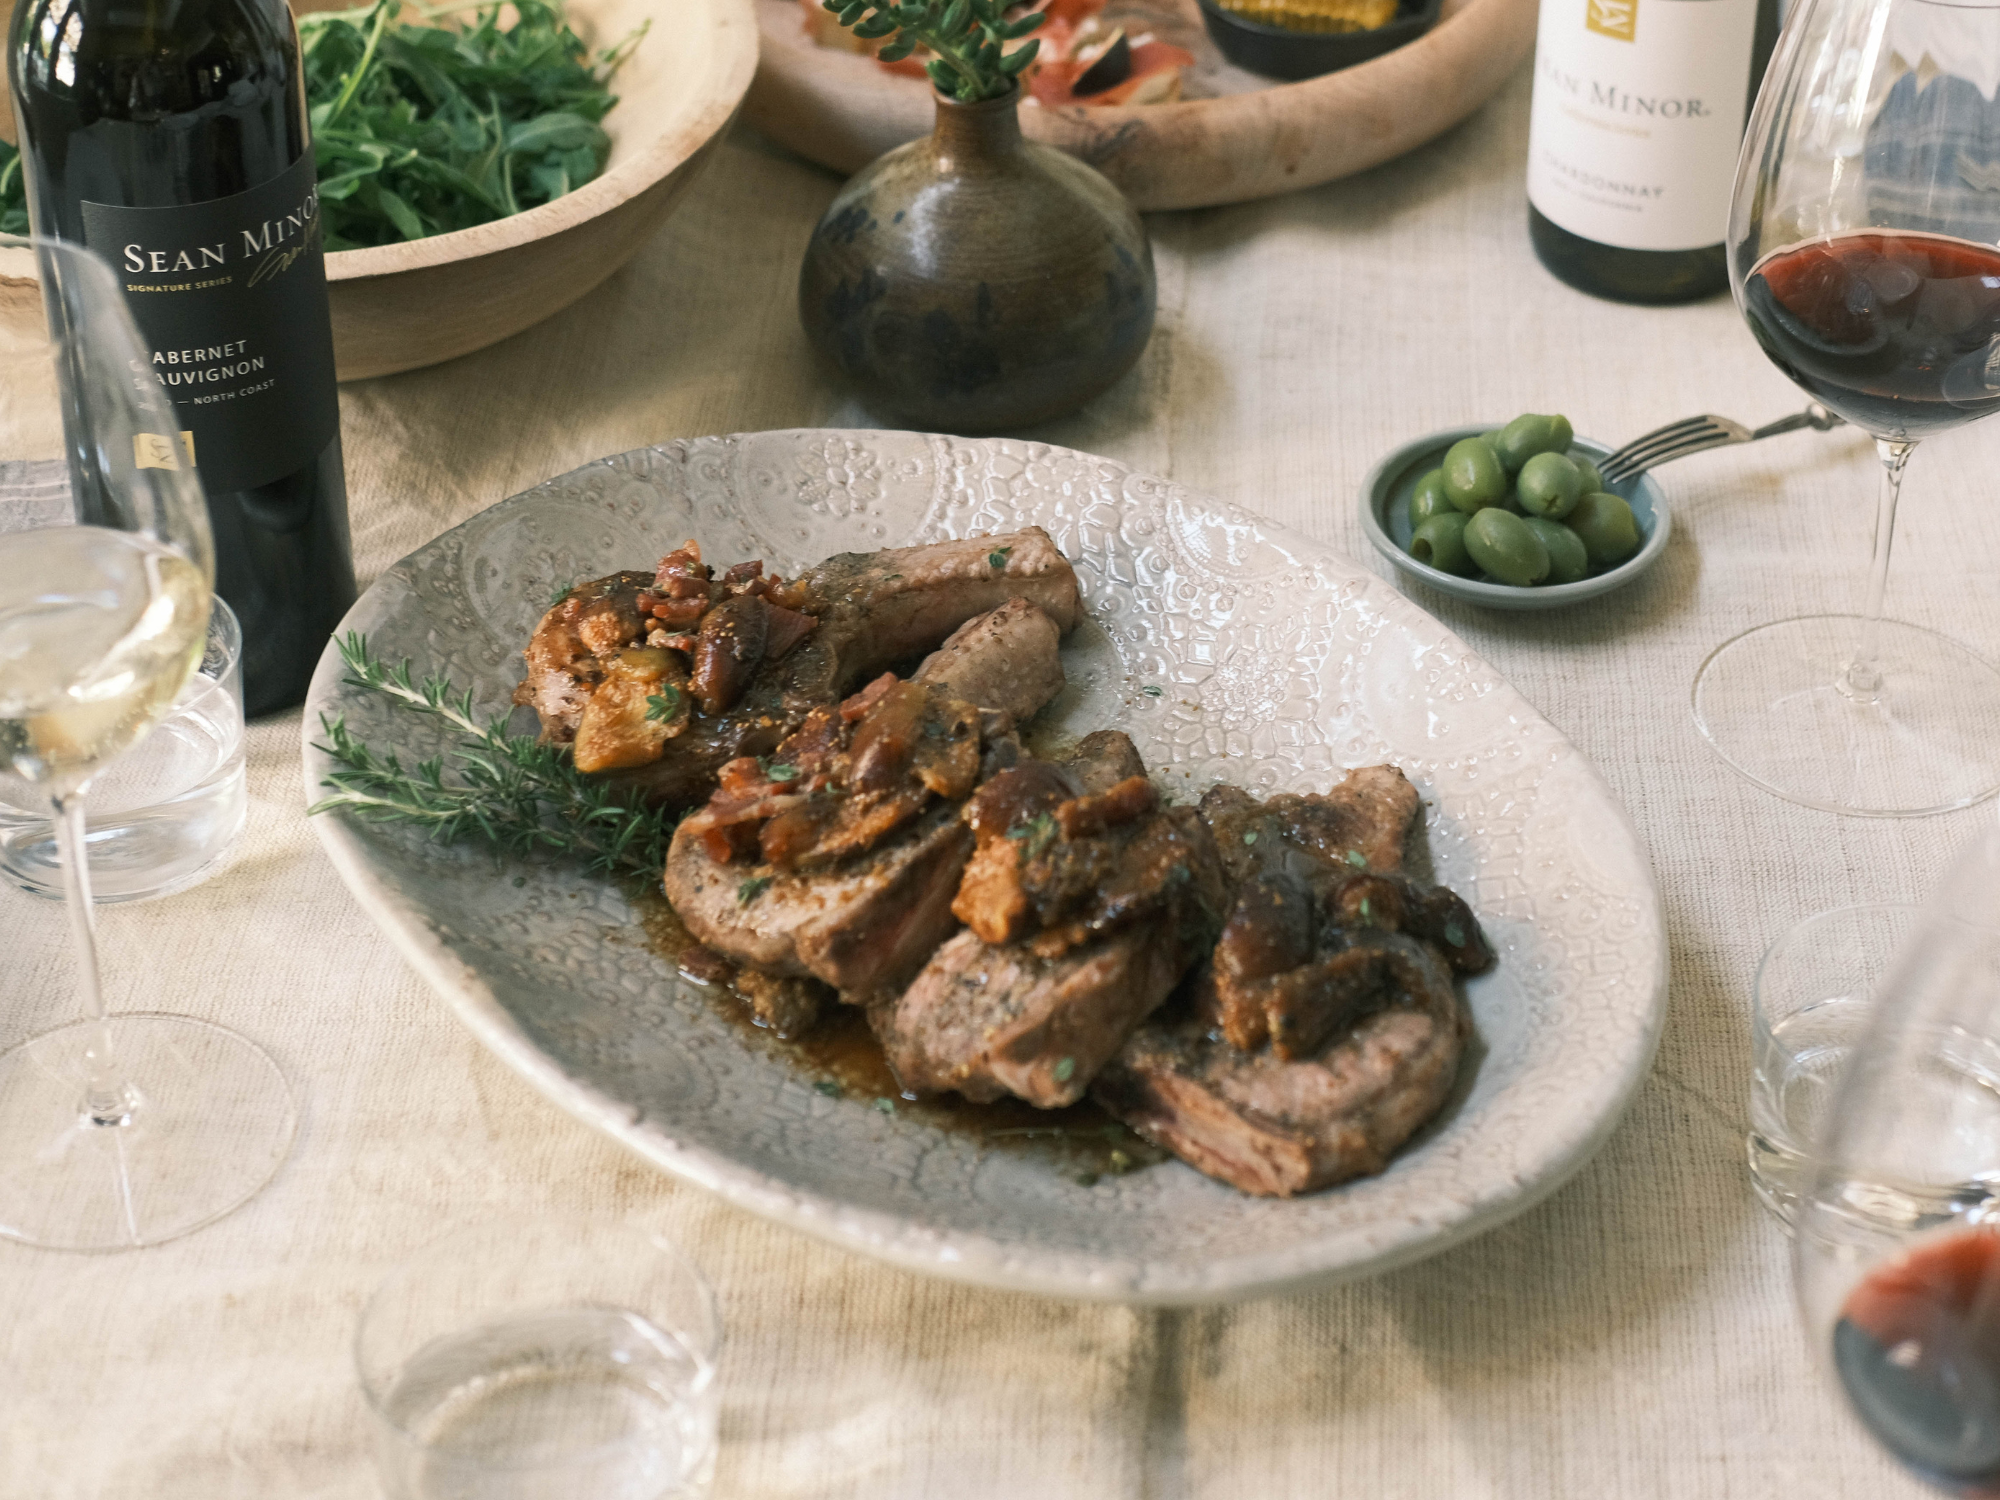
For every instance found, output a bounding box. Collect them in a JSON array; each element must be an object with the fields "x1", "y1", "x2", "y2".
[{"x1": 298, "y1": 0, "x2": 643, "y2": 249}]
